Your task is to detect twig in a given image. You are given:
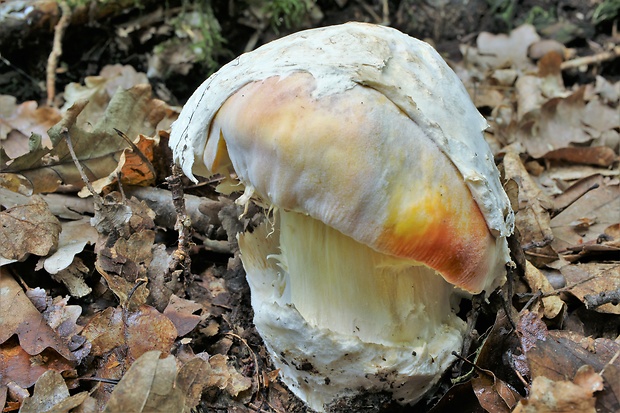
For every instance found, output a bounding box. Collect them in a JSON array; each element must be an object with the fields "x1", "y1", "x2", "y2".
[
  {"x1": 583, "y1": 288, "x2": 620, "y2": 309},
  {"x1": 225, "y1": 332, "x2": 261, "y2": 393},
  {"x1": 46, "y1": 1, "x2": 72, "y2": 107},
  {"x1": 63, "y1": 128, "x2": 103, "y2": 204},
  {"x1": 165, "y1": 164, "x2": 193, "y2": 282},
  {"x1": 355, "y1": 0, "x2": 383, "y2": 24},
  {"x1": 561, "y1": 46, "x2": 620, "y2": 70}
]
